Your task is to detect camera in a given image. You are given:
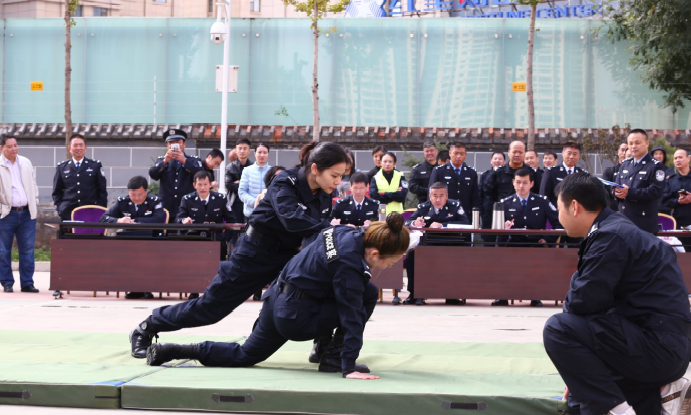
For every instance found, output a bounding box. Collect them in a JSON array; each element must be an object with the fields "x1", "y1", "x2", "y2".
[
  {"x1": 171, "y1": 143, "x2": 180, "y2": 151},
  {"x1": 210, "y1": 21, "x2": 226, "y2": 45}
]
